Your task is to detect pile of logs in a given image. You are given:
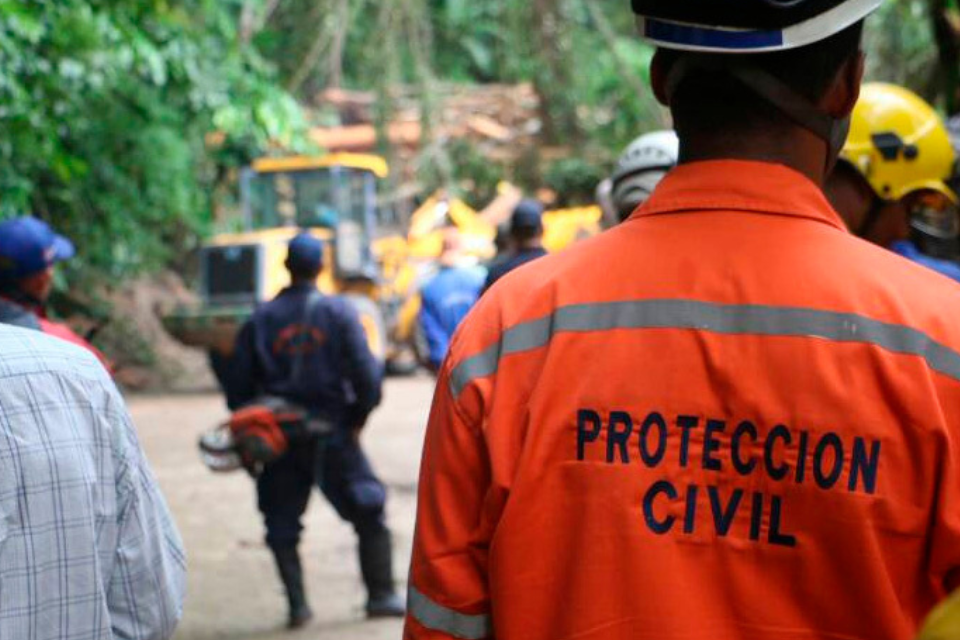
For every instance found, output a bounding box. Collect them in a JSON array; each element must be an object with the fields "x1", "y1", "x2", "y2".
[{"x1": 309, "y1": 83, "x2": 543, "y2": 155}]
